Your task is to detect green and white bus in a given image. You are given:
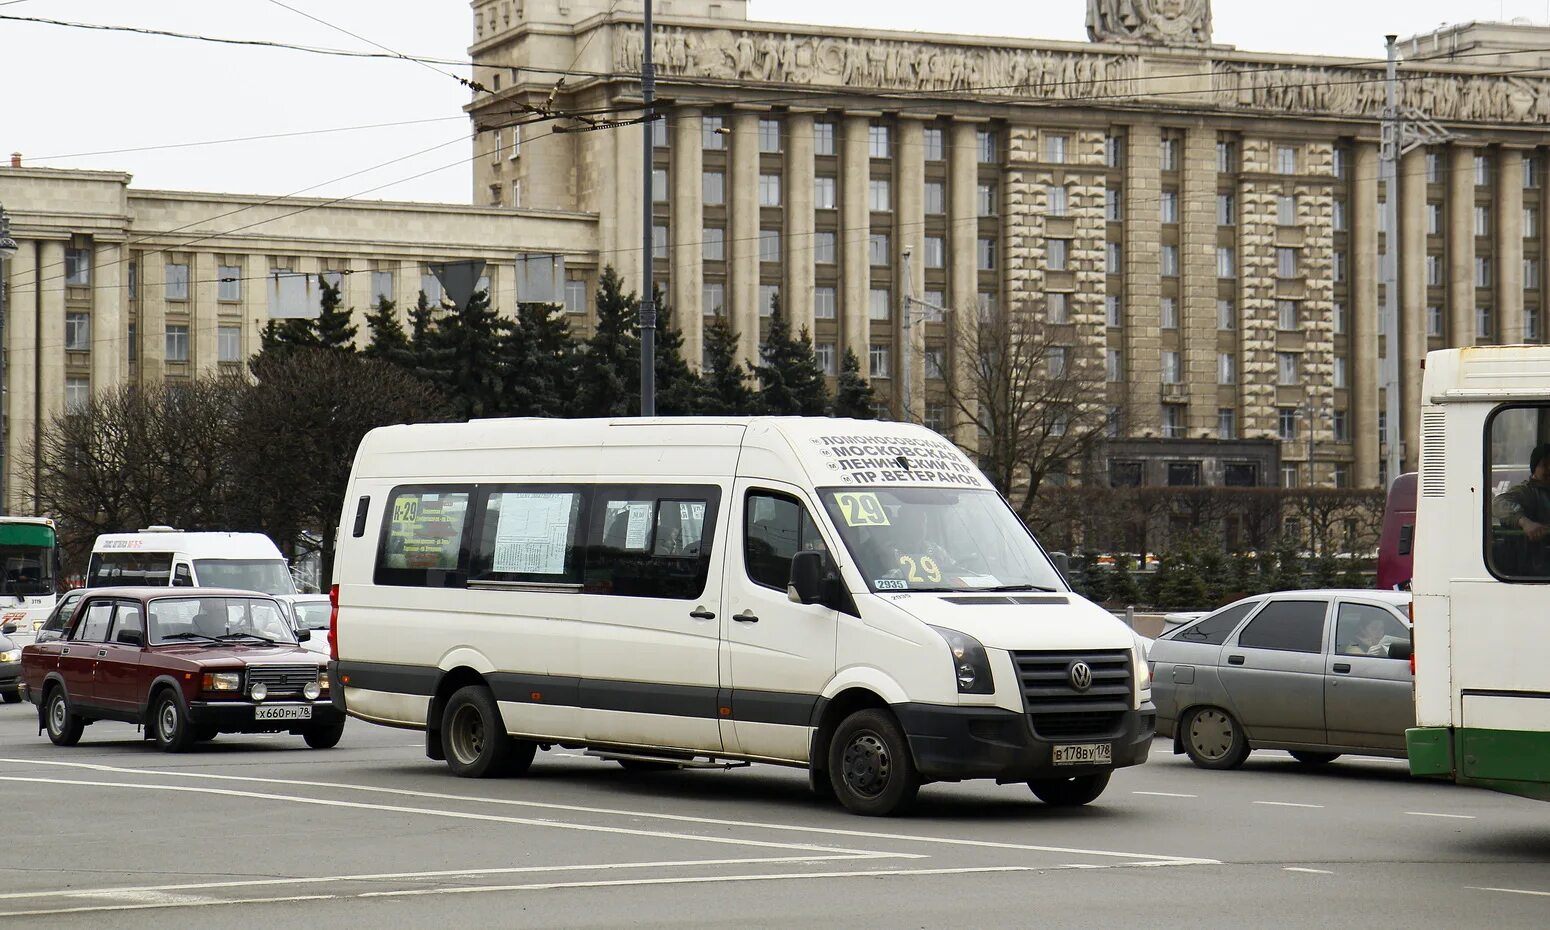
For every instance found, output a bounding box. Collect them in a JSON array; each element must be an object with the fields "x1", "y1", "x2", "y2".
[
  {"x1": 1408, "y1": 346, "x2": 1550, "y2": 801},
  {"x1": 0, "y1": 517, "x2": 62, "y2": 635}
]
